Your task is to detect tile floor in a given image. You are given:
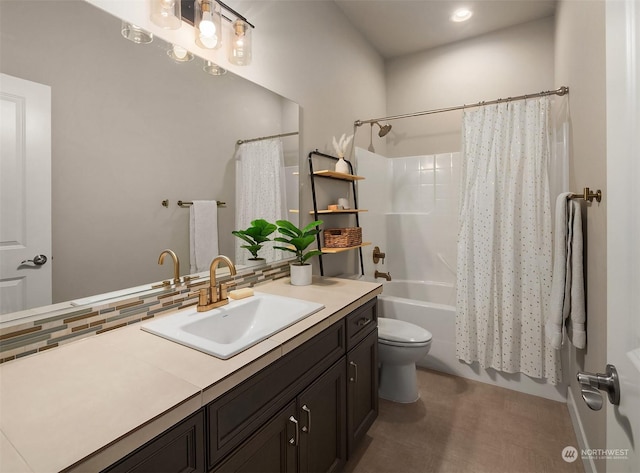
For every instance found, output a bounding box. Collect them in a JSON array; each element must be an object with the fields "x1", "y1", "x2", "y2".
[{"x1": 344, "y1": 368, "x2": 585, "y2": 473}]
